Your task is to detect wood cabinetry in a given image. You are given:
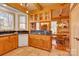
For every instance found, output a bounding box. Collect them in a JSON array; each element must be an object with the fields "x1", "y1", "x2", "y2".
[
  {"x1": 0, "y1": 34, "x2": 18, "y2": 55},
  {"x1": 40, "y1": 22, "x2": 50, "y2": 31},
  {"x1": 0, "y1": 36, "x2": 11, "y2": 54},
  {"x1": 57, "y1": 19, "x2": 69, "y2": 33},
  {"x1": 3, "y1": 37, "x2": 11, "y2": 53},
  {"x1": 52, "y1": 9, "x2": 62, "y2": 18},
  {"x1": 0, "y1": 37, "x2": 4, "y2": 55},
  {"x1": 43, "y1": 37, "x2": 51, "y2": 50},
  {"x1": 30, "y1": 22, "x2": 36, "y2": 31},
  {"x1": 52, "y1": 8, "x2": 69, "y2": 19},
  {"x1": 10, "y1": 35, "x2": 18, "y2": 49},
  {"x1": 29, "y1": 34, "x2": 52, "y2": 51},
  {"x1": 29, "y1": 11, "x2": 51, "y2": 32}
]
